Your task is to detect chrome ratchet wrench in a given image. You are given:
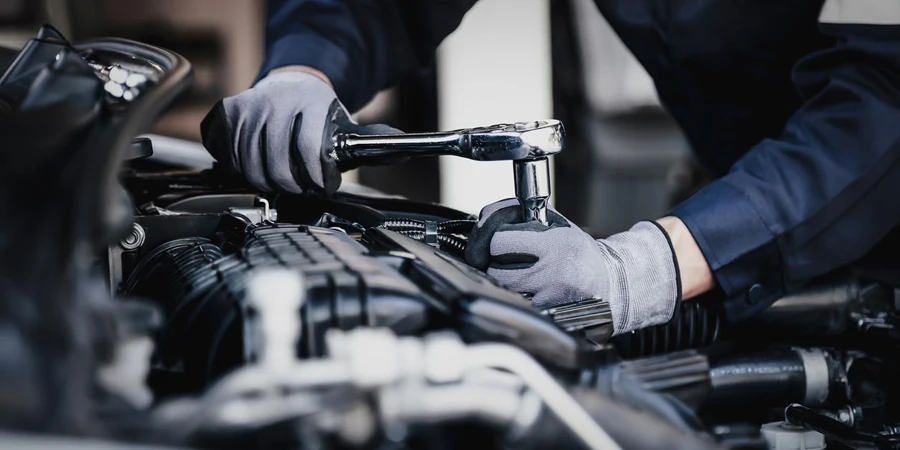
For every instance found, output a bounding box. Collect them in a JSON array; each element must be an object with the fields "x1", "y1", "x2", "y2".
[{"x1": 331, "y1": 120, "x2": 565, "y2": 224}]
